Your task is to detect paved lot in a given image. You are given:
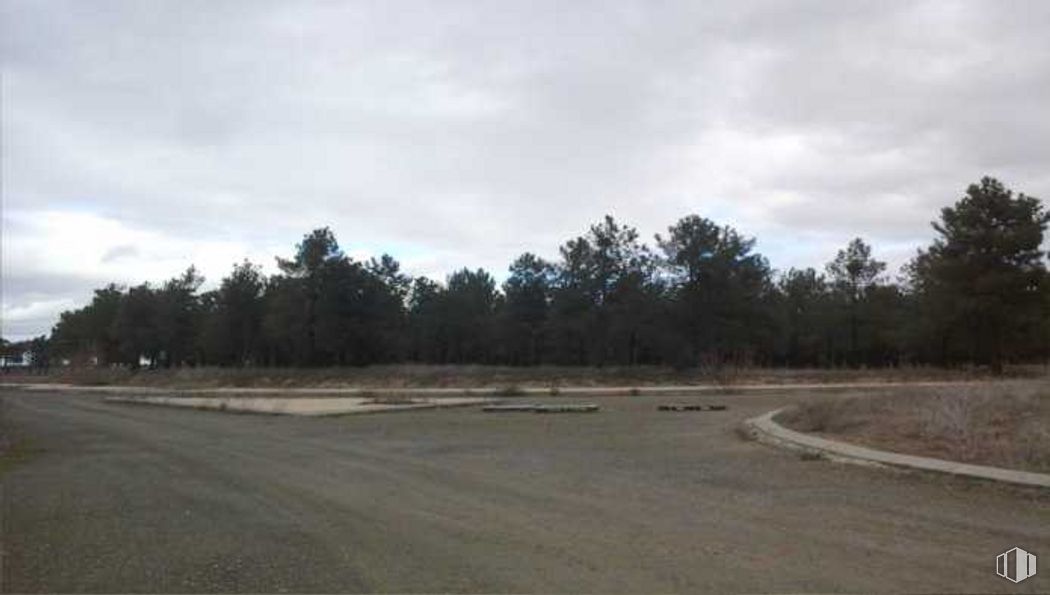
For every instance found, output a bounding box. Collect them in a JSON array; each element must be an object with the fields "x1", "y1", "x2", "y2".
[{"x1": 1, "y1": 387, "x2": 1048, "y2": 593}]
